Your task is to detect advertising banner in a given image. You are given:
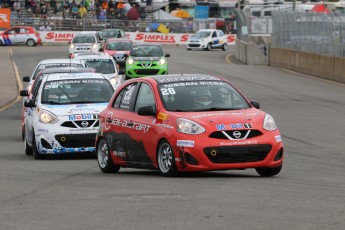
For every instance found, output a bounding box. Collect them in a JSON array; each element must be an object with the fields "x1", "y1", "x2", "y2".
[{"x1": 0, "y1": 8, "x2": 11, "y2": 29}]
